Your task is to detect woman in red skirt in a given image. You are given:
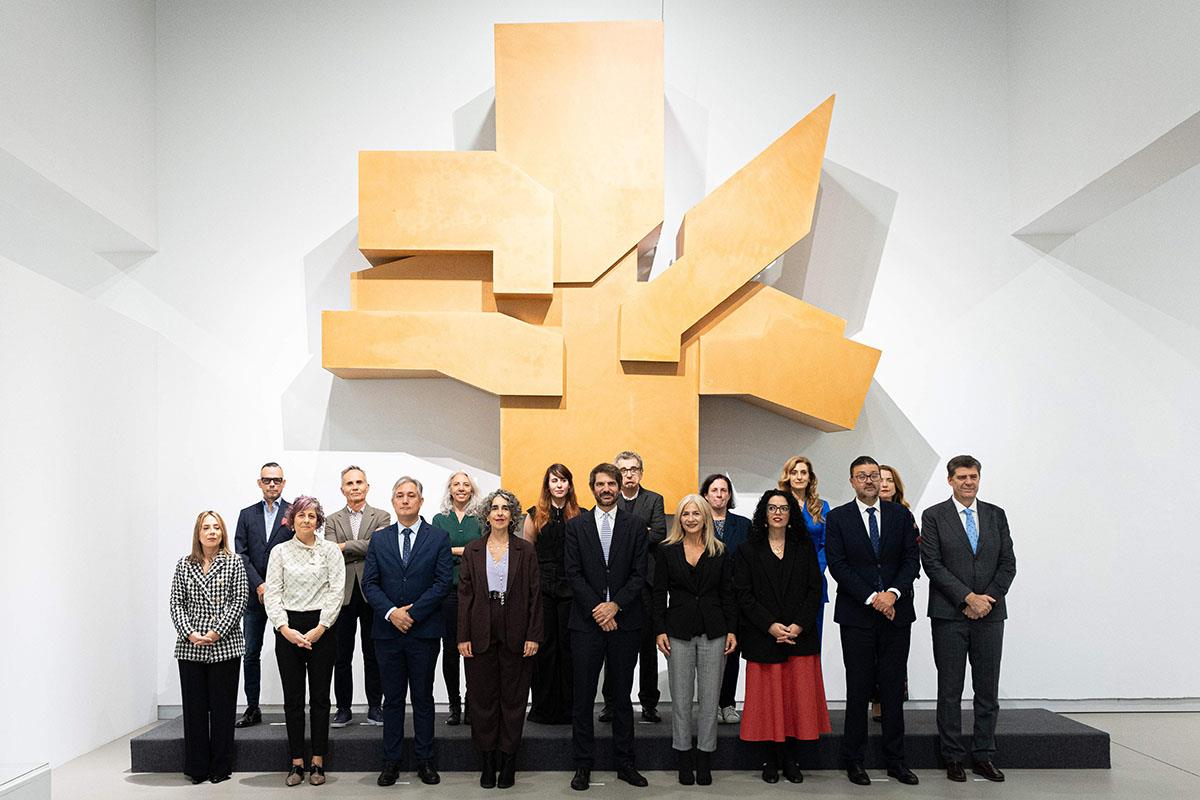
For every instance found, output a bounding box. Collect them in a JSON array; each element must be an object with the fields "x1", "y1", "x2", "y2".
[{"x1": 734, "y1": 489, "x2": 832, "y2": 783}]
